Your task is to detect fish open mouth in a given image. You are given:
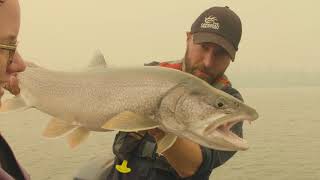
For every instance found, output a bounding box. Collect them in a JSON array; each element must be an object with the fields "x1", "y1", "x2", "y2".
[
  {"x1": 217, "y1": 119, "x2": 248, "y2": 143},
  {"x1": 204, "y1": 115, "x2": 255, "y2": 150}
]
